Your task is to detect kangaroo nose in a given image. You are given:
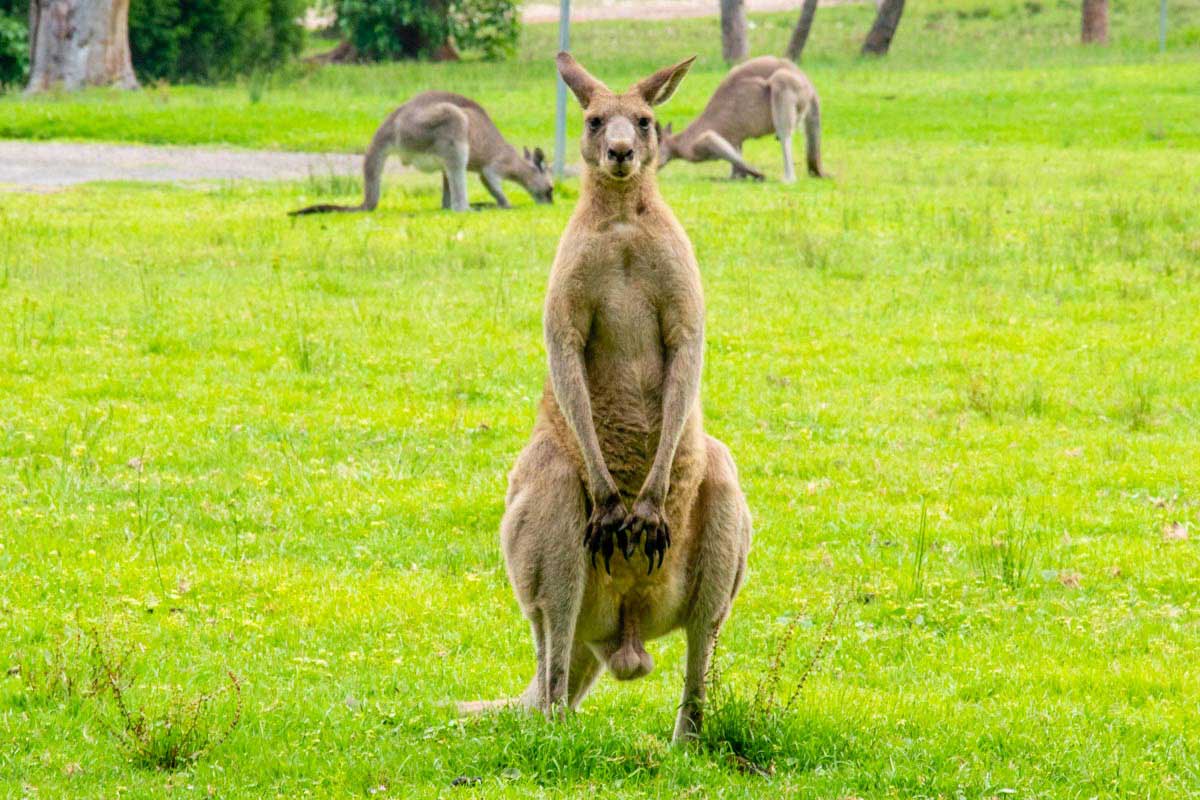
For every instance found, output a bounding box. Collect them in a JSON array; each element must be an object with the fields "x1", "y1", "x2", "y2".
[{"x1": 607, "y1": 145, "x2": 633, "y2": 164}]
